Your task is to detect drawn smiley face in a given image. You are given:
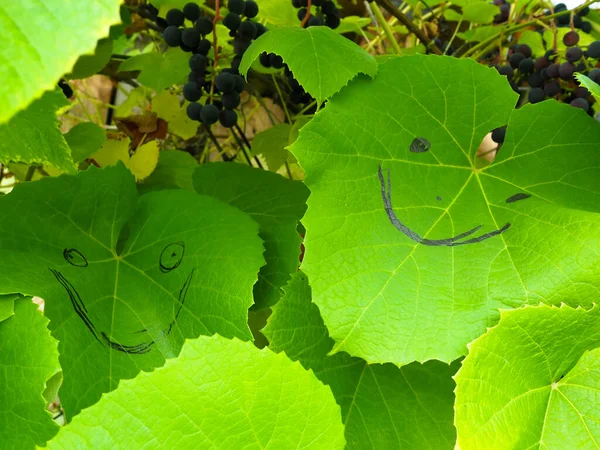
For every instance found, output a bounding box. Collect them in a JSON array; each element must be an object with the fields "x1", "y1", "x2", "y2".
[
  {"x1": 378, "y1": 138, "x2": 531, "y2": 246},
  {"x1": 50, "y1": 242, "x2": 194, "y2": 355}
]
